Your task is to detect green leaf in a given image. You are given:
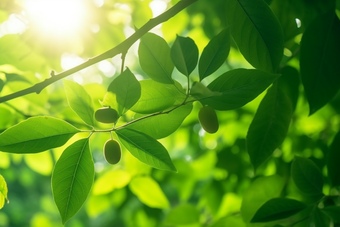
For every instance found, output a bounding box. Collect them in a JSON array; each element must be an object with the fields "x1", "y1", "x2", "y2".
[
  {"x1": 129, "y1": 176, "x2": 169, "y2": 209},
  {"x1": 0, "y1": 79, "x2": 4, "y2": 93},
  {"x1": 131, "y1": 79, "x2": 185, "y2": 114},
  {"x1": 165, "y1": 204, "x2": 200, "y2": 225},
  {"x1": 226, "y1": 0, "x2": 284, "y2": 72},
  {"x1": 199, "y1": 28, "x2": 231, "y2": 80},
  {"x1": 138, "y1": 33, "x2": 174, "y2": 84},
  {"x1": 247, "y1": 83, "x2": 293, "y2": 170},
  {"x1": 241, "y1": 175, "x2": 285, "y2": 223},
  {"x1": 127, "y1": 103, "x2": 192, "y2": 139},
  {"x1": 0, "y1": 117, "x2": 79, "y2": 153},
  {"x1": 313, "y1": 208, "x2": 331, "y2": 227},
  {"x1": 300, "y1": 11, "x2": 340, "y2": 115},
  {"x1": 52, "y1": 138, "x2": 94, "y2": 224},
  {"x1": 278, "y1": 66, "x2": 300, "y2": 111},
  {"x1": 327, "y1": 130, "x2": 340, "y2": 187},
  {"x1": 210, "y1": 216, "x2": 246, "y2": 227},
  {"x1": 291, "y1": 156, "x2": 324, "y2": 196},
  {"x1": 190, "y1": 81, "x2": 221, "y2": 100},
  {"x1": 0, "y1": 174, "x2": 8, "y2": 209},
  {"x1": 171, "y1": 35, "x2": 198, "y2": 77},
  {"x1": 251, "y1": 198, "x2": 307, "y2": 222},
  {"x1": 321, "y1": 206, "x2": 340, "y2": 223},
  {"x1": 105, "y1": 68, "x2": 141, "y2": 115},
  {"x1": 64, "y1": 80, "x2": 95, "y2": 126},
  {"x1": 200, "y1": 69, "x2": 280, "y2": 110},
  {"x1": 116, "y1": 128, "x2": 176, "y2": 172}
]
